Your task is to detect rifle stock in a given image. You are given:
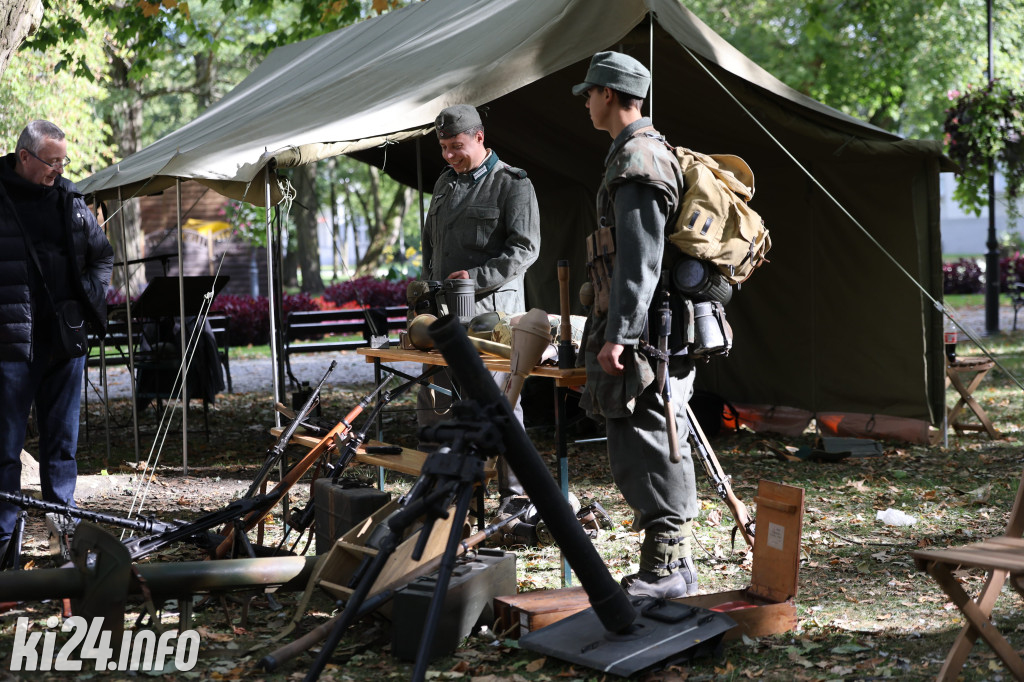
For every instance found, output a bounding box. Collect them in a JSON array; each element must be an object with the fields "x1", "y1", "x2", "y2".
[
  {"x1": 214, "y1": 376, "x2": 394, "y2": 559},
  {"x1": 685, "y1": 404, "x2": 755, "y2": 548}
]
